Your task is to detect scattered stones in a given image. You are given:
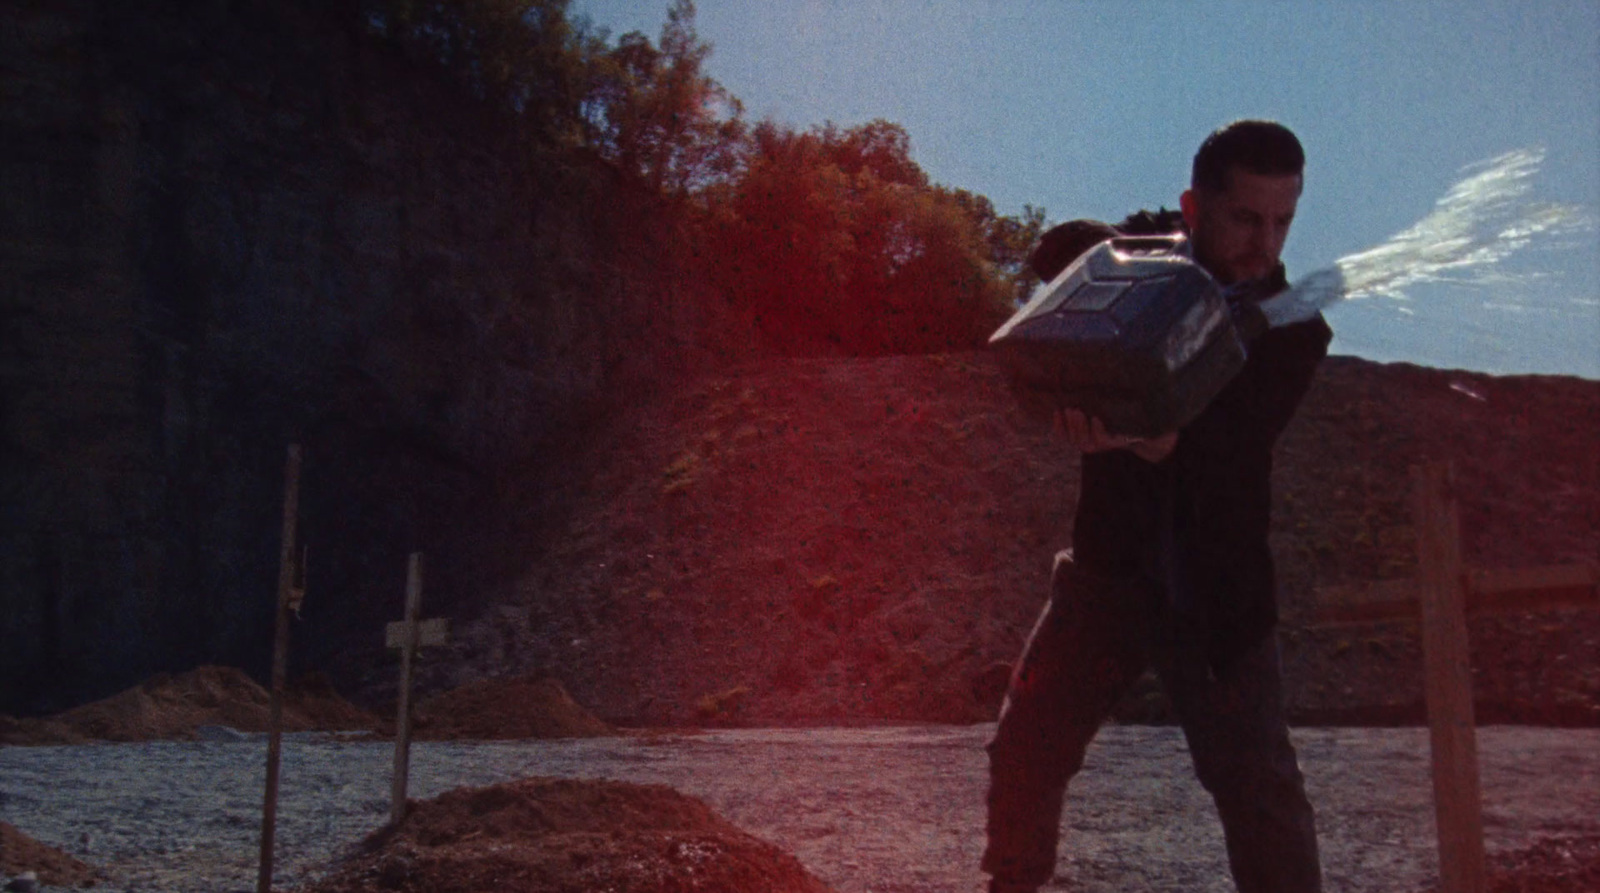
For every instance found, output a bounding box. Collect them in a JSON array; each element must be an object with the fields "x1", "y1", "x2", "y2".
[{"x1": 1, "y1": 725, "x2": 1595, "y2": 892}]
